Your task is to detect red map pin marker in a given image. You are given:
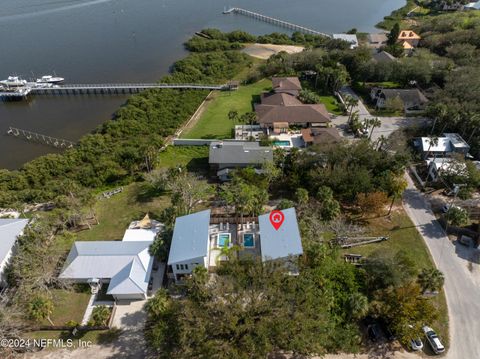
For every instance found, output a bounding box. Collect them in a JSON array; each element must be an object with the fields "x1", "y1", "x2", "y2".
[{"x1": 269, "y1": 210, "x2": 285, "y2": 231}]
